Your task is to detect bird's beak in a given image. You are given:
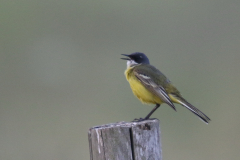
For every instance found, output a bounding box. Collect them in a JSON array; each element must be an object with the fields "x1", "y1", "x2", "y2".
[{"x1": 121, "y1": 54, "x2": 131, "y2": 60}]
